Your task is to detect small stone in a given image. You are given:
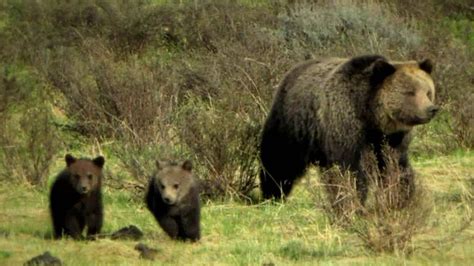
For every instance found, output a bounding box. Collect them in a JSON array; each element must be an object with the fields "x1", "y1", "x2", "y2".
[
  {"x1": 24, "y1": 251, "x2": 62, "y2": 266},
  {"x1": 134, "y1": 243, "x2": 159, "y2": 261},
  {"x1": 110, "y1": 225, "x2": 144, "y2": 240}
]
